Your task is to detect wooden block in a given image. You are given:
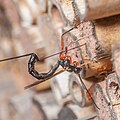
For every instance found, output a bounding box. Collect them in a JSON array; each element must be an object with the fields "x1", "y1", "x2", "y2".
[
  {"x1": 112, "y1": 42, "x2": 120, "y2": 79},
  {"x1": 15, "y1": 0, "x2": 39, "y2": 27},
  {"x1": 62, "y1": 21, "x2": 112, "y2": 79},
  {"x1": 51, "y1": 71, "x2": 72, "y2": 106},
  {"x1": 33, "y1": 91, "x2": 61, "y2": 120},
  {"x1": 94, "y1": 83, "x2": 116, "y2": 119},
  {"x1": 1, "y1": 0, "x2": 20, "y2": 27},
  {"x1": 95, "y1": 15, "x2": 120, "y2": 55},
  {"x1": 57, "y1": 0, "x2": 120, "y2": 25},
  {"x1": 67, "y1": 104, "x2": 96, "y2": 120},
  {"x1": 38, "y1": 14, "x2": 60, "y2": 66},
  {"x1": 58, "y1": 0, "x2": 76, "y2": 25},
  {"x1": 69, "y1": 73, "x2": 94, "y2": 107},
  {"x1": 58, "y1": 106, "x2": 77, "y2": 120},
  {"x1": 106, "y1": 73, "x2": 120, "y2": 119},
  {"x1": 58, "y1": 2, "x2": 120, "y2": 62},
  {"x1": 73, "y1": 0, "x2": 120, "y2": 21},
  {"x1": 9, "y1": 91, "x2": 45, "y2": 120}
]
